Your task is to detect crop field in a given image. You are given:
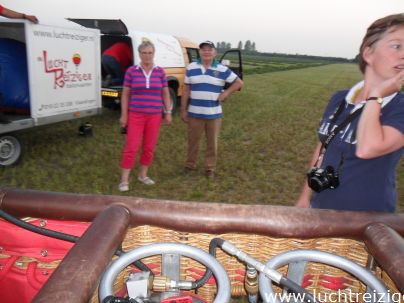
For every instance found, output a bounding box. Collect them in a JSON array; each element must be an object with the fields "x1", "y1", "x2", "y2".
[
  {"x1": 223, "y1": 53, "x2": 341, "y2": 75},
  {"x1": 241, "y1": 54, "x2": 336, "y2": 74},
  {"x1": 1, "y1": 60, "x2": 403, "y2": 212}
]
